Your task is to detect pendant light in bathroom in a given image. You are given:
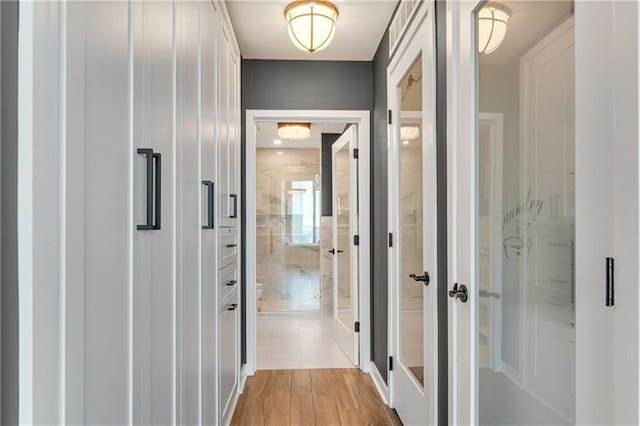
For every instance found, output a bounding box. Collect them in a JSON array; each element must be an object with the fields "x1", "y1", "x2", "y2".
[{"x1": 284, "y1": 1, "x2": 339, "y2": 54}]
